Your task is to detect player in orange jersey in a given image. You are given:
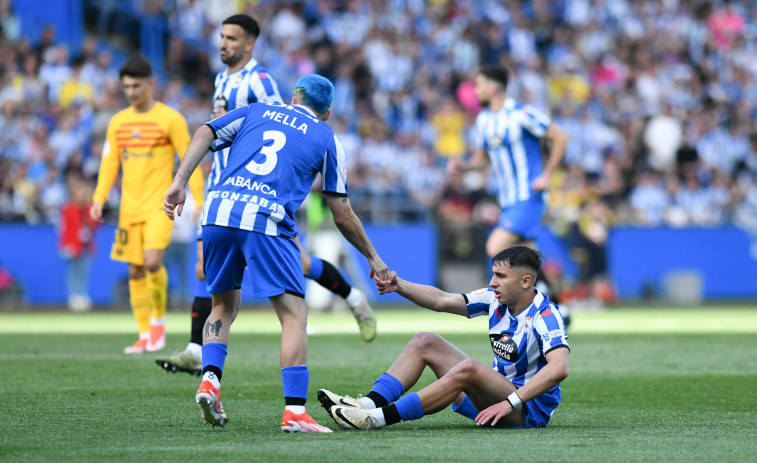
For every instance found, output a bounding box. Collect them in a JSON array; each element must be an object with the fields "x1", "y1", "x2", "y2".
[{"x1": 90, "y1": 55, "x2": 205, "y2": 354}]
